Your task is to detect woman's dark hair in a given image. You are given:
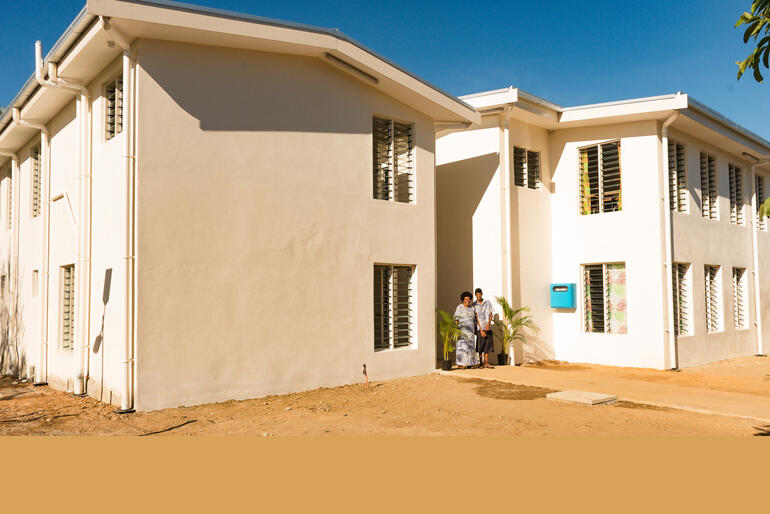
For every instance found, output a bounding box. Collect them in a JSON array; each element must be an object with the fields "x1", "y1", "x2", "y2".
[{"x1": 460, "y1": 291, "x2": 472, "y2": 301}]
